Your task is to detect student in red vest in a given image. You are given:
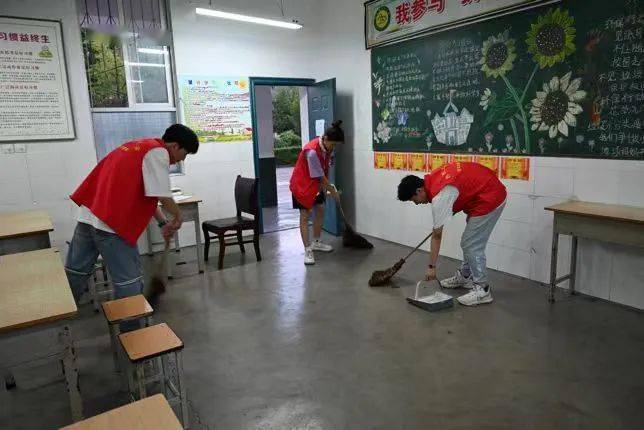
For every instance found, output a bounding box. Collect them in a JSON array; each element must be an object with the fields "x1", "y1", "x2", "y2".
[
  {"x1": 290, "y1": 120, "x2": 344, "y2": 265},
  {"x1": 397, "y1": 161, "x2": 507, "y2": 306},
  {"x1": 65, "y1": 124, "x2": 199, "y2": 309}
]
